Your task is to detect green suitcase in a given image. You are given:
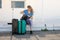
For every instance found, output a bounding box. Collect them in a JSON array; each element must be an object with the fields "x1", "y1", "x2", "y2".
[
  {"x1": 21, "y1": 20, "x2": 26, "y2": 34},
  {"x1": 18, "y1": 20, "x2": 21, "y2": 34},
  {"x1": 18, "y1": 20, "x2": 26, "y2": 34}
]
